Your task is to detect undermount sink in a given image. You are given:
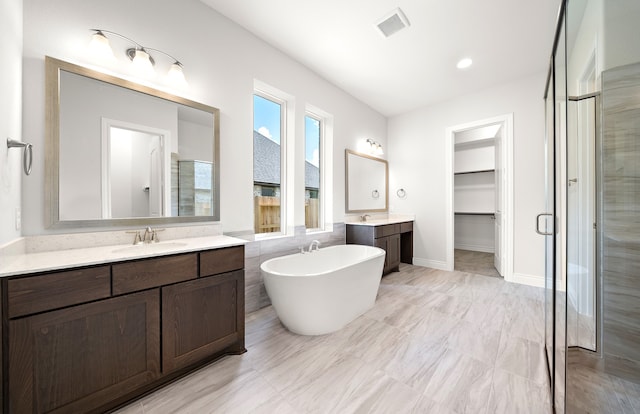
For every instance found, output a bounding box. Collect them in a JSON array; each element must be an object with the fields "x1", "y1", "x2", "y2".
[{"x1": 111, "y1": 242, "x2": 188, "y2": 254}]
